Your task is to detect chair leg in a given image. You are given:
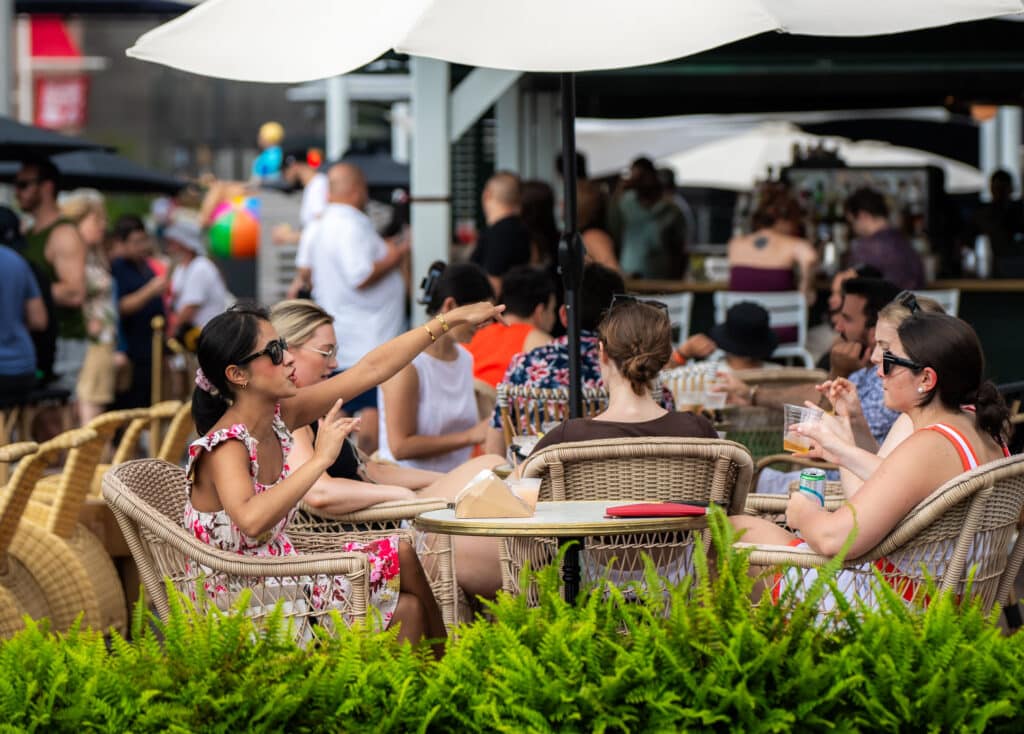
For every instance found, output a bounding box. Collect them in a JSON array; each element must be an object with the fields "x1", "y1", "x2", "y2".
[{"x1": 1004, "y1": 601, "x2": 1022, "y2": 630}]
